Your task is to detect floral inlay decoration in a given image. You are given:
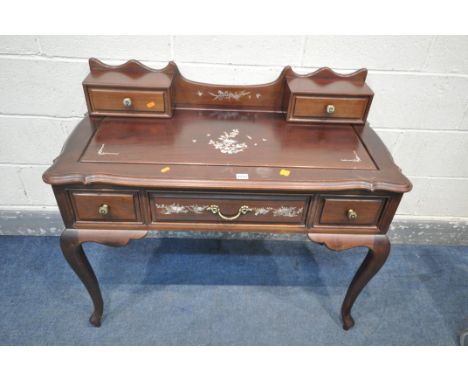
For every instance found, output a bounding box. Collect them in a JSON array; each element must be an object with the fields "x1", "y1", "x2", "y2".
[
  {"x1": 155, "y1": 203, "x2": 303, "y2": 218},
  {"x1": 208, "y1": 129, "x2": 248, "y2": 155},
  {"x1": 209, "y1": 90, "x2": 250, "y2": 101}
]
